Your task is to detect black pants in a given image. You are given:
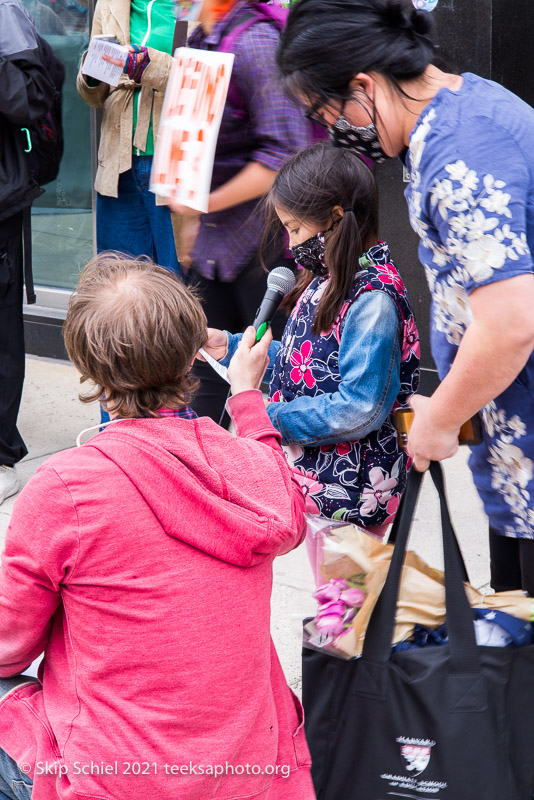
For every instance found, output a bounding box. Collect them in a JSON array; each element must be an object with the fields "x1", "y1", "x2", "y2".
[
  {"x1": 0, "y1": 213, "x2": 27, "y2": 466},
  {"x1": 489, "y1": 525, "x2": 534, "y2": 596},
  {"x1": 189, "y1": 254, "x2": 293, "y2": 424}
]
